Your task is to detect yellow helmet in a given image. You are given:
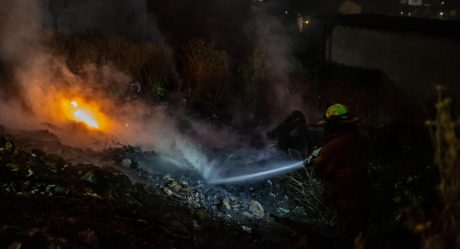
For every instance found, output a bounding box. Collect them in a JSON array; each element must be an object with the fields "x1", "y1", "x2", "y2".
[{"x1": 318, "y1": 103, "x2": 360, "y2": 125}]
